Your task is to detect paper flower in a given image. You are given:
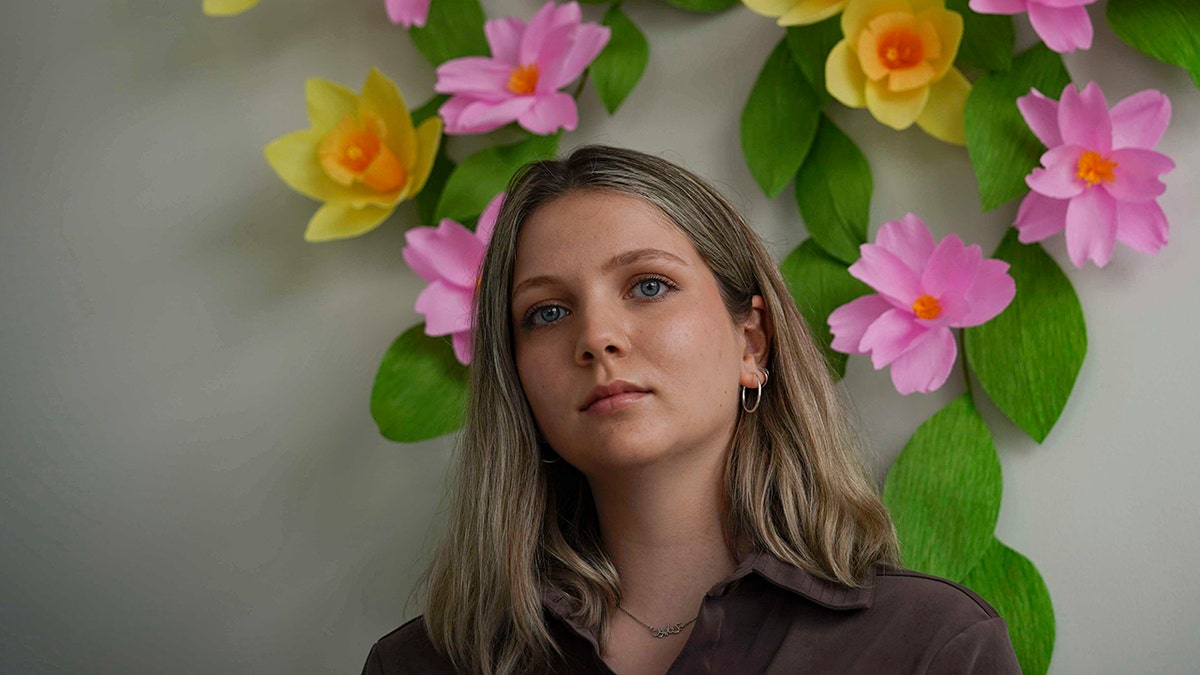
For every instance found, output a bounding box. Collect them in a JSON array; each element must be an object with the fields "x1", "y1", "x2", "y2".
[
  {"x1": 1015, "y1": 82, "x2": 1174, "y2": 268},
  {"x1": 264, "y1": 69, "x2": 442, "y2": 242},
  {"x1": 434, "y1": 1, "x2": 610, "y2": 135},
  {"x1": 403, "y1": 194, "x2": 504, "y2": 364},
  {"x1": 968, "y1": 0, "x2": 1096, "y2": 53},
  {"x1": 828, "y1": 214, "x2": 1016, "y2": 394},
  {"x1": 386, "y1": 0, "x2": 431, "y2": 28},
  {"x1": 742, "y1": 0, "x2": 848, "y2": 26},
  {"x1": 825, "y1": 0, "x2": 971, "y2": 145}
]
